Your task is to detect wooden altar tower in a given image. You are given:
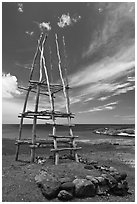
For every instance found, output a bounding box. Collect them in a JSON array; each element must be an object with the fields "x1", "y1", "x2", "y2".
[{"x1": 15, "y1": 32, "x2": 81, "y2": 164}]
